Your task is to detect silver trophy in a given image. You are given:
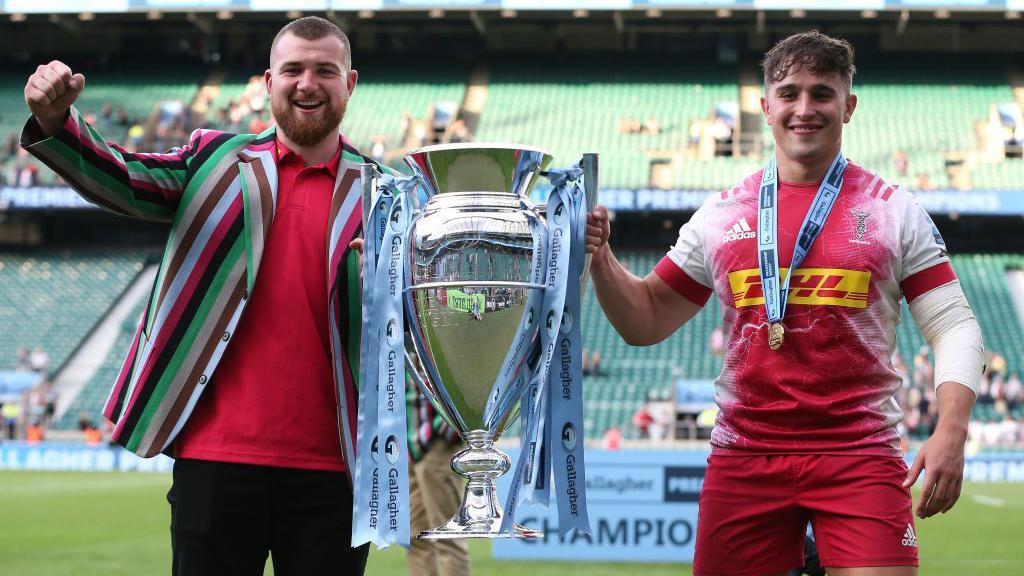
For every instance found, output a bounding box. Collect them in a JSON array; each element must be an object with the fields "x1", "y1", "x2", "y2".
[{"x1": 361, "y1": 143, "x2": 597, "y2": 540}]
